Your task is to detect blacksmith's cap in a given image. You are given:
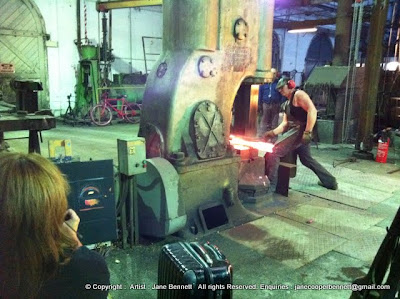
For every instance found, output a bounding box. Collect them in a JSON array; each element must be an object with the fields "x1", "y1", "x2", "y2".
[{"x1": 276, "y1": 76, "x2": 289, "y2": 90}]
